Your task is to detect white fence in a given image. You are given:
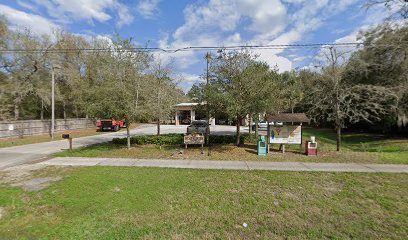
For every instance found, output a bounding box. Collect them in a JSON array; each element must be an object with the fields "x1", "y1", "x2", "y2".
[{"x1": 0, "y1": 118, "x2": 96, "y2": 138}]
